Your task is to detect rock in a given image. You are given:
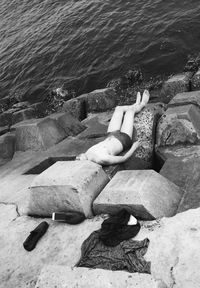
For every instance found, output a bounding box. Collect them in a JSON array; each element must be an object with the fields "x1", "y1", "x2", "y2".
[
  {"x1": 35, "y1": 265, "x2": 158, "y2": 288},
  {"x1": 160, "y1": 157, "x2": 200, "y2": 213},
  {"x1": 62, "y1": 98, "x2": 87, "y2": 120},
  {"x1": 15, "y1": 117, "x2": 67, "y2": 152},
  {"x1": 0, "y1": 214, "x2": 103, "y2": 288},
  {"x1": 78, "y1": 88, "x2": 117, "y2": 113},
  {"x1": 0, "y1": 126, "x2": 9, "y2": 136},
  {"x1": 156, "y1": 105, "x2": 200, "y2": 147},
  {"x1": 145, "y1": 208, "x2": 200, "y2": 288},
  {"x1": 156, "y1": 144, "x2": 200, "y2": 163},
  {"x1": 161, "y1": 72, "x2": 192, "y2": 102},
  {"x1": 0, "y1": 133, "x2": 15, "y2": 160},
  {"x1": 28, "y1": 161, "x2": 109, "y2": 217},
  {"x1": 30, "y1": 102, "x2": 47, "y2": 117},
  {"x1": 49, "y1": 112, "x2": 86, "y2": 136},
  {"x1": 191, "y1": 68, "x2": 200, "y2": 91},
  {"x1": 12, "y1": 101, "x2": 29, "y2": 109},
  {"x1": 12, "y1": 107, "x2": 36, "y2": 124},
  {"x1": 0, "y1": 110, "x2": 13, "y2": 127},
  {"x1": 93, "y1": 170, "x2": 183, "y2": 220},
  {"x1": 78, "y1": 116, "x2": 108, "y2": 138},
  {"x1": 169, "y1": 90, "x2": 200, "y2": 108}
]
